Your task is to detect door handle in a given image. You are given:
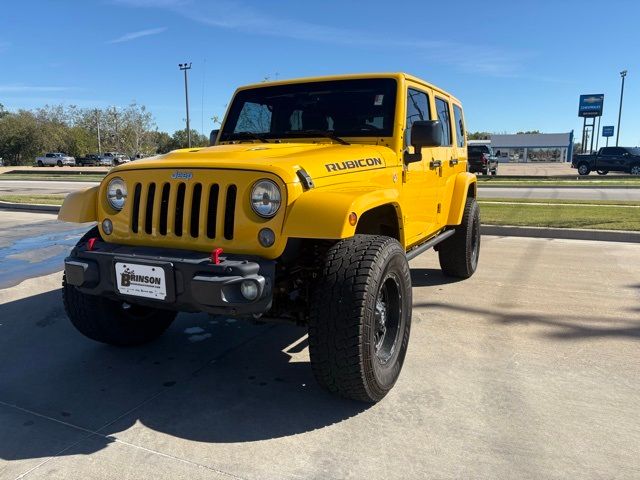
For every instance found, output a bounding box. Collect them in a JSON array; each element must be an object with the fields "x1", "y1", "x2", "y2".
[
  {"x1": 430, "y1": 160, "x2": 442, "y2": 169},
  {"x1": 449, "y1": 159, "x2": 459, "y2": 166}
]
